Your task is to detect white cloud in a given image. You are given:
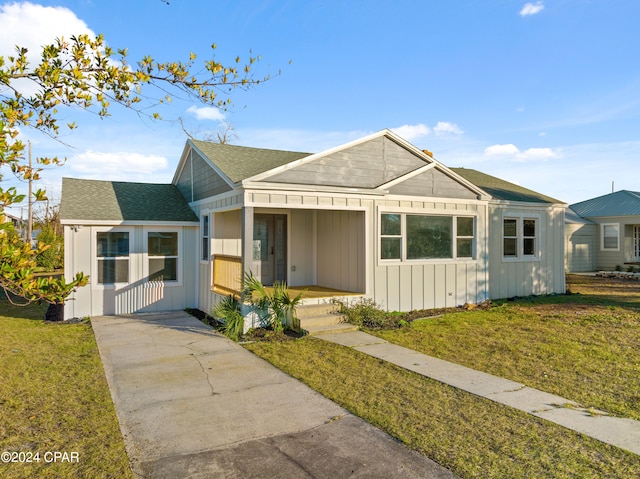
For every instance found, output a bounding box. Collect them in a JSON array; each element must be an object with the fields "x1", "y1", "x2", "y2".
[
  {"x1": 186, "y1": 105, "x2": 226, "y2": 122},
  {"x1": 391, "y1": 124, "x2": 430, "y2": 142},
  {"x1": 484, "y1": 144, "x2": 520, "y2": 156},
  {"x1": 433, "y1": 121, "x2": 464, "y2": 136},
  {"x1": 0, "y1": 2, "x2": 93, "y2": 58},
  {"x1": 484, "y1": 143, "x2": 559, "y2": 162},
  {"x1": 519, "y1": 2, "x2": 544, "y2": 17},
  {"x1": 69, "y1": 151, "x2": 169, "y2": 181}
]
